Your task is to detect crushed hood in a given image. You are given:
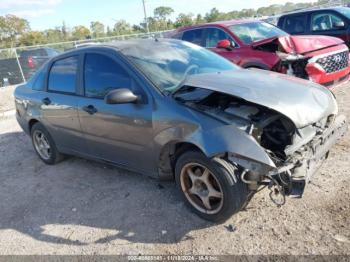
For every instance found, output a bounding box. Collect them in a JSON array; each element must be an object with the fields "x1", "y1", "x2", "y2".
[
  {"x1": 253, "y1": 35, "x2": 344, "y2": 54},
  {"x1": 182, "y1": 69, "x2": 338, "y2": 128}
]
